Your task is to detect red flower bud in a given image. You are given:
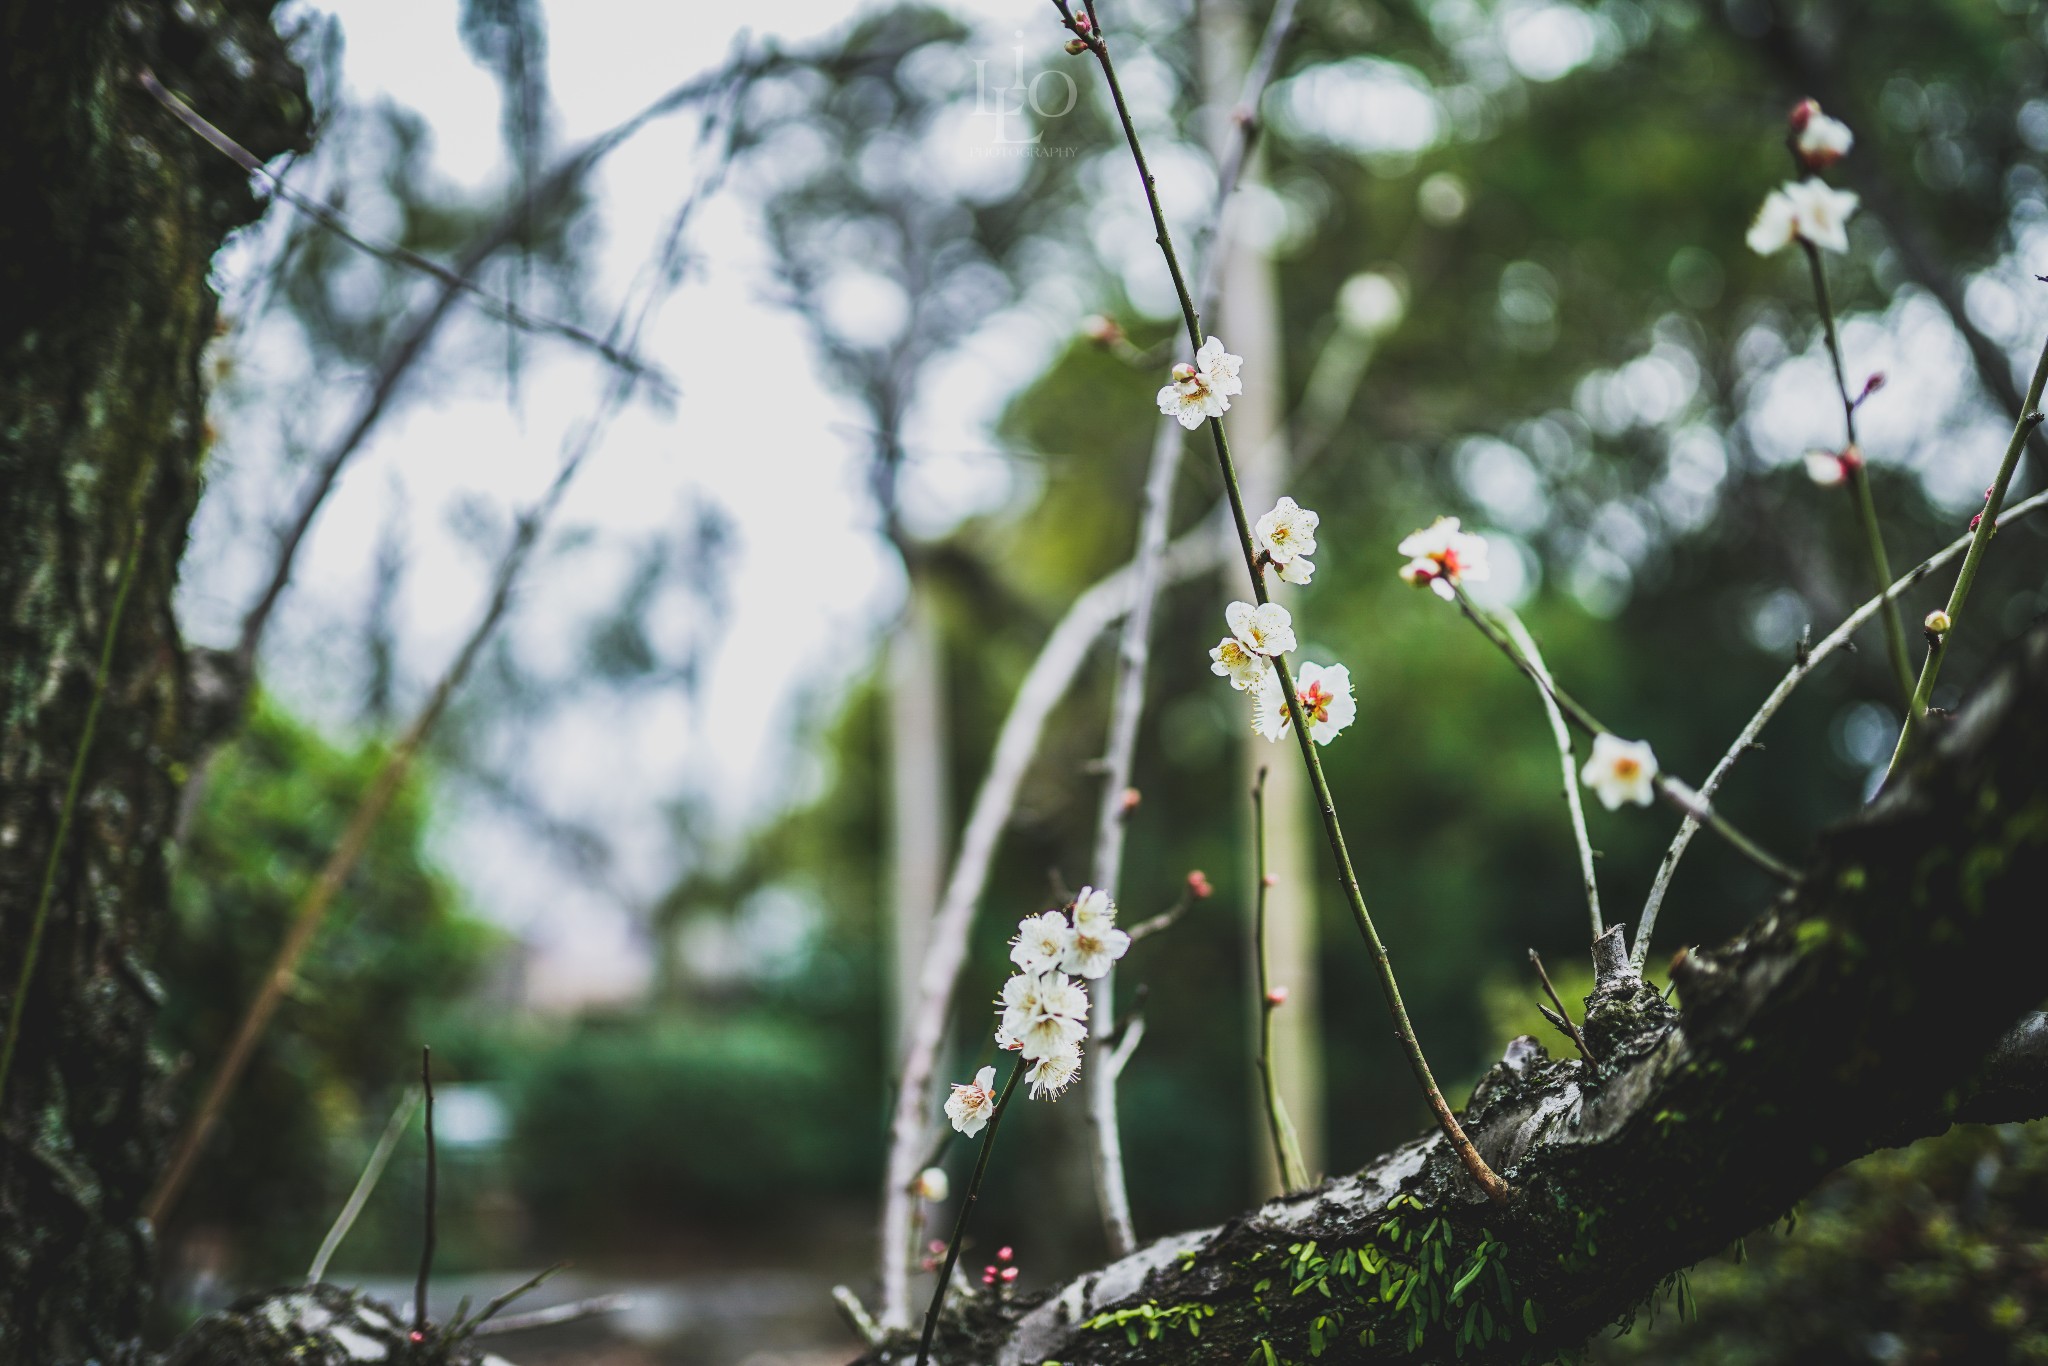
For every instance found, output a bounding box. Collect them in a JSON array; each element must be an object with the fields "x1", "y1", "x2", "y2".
[
  {"x1": 1187, "y1": 869, "x2": 1213, "y2": 899},
  {"x1": 1788, "y1": 98, "x2": 1819, "y2": 133}
]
